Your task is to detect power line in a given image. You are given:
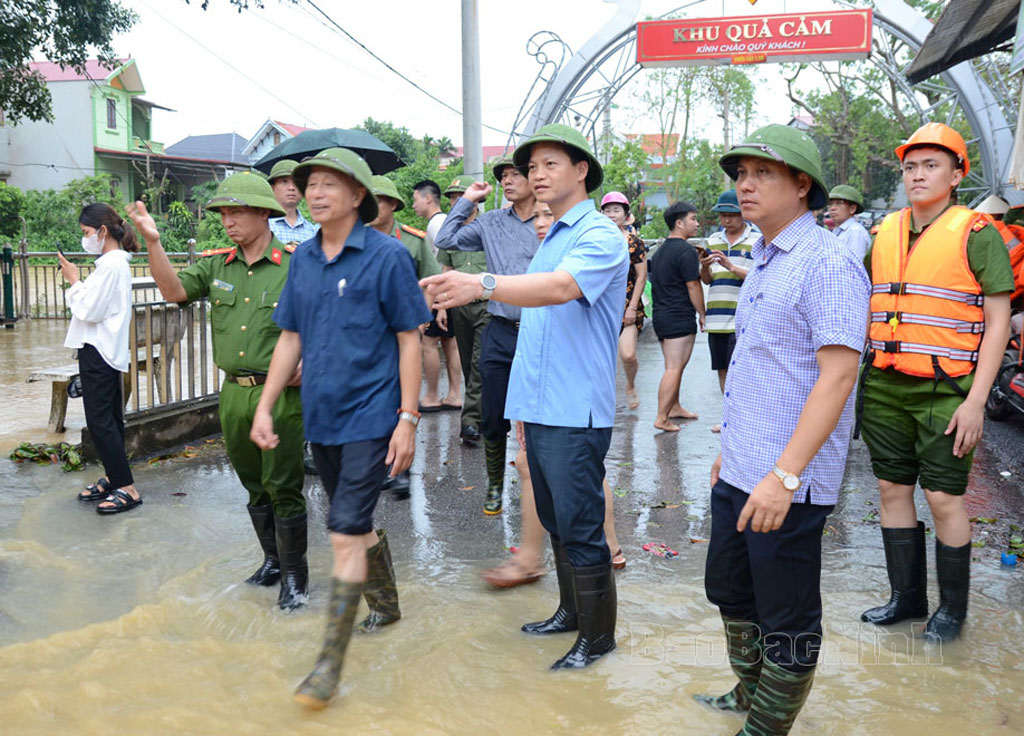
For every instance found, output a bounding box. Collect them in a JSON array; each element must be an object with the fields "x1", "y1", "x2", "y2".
[
  {"x1": 302, "y1": 0, "x2": 511, "y2": 137},
  {"x1": 138, "y1": 0, "x2": 319, "y2": 127}
]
